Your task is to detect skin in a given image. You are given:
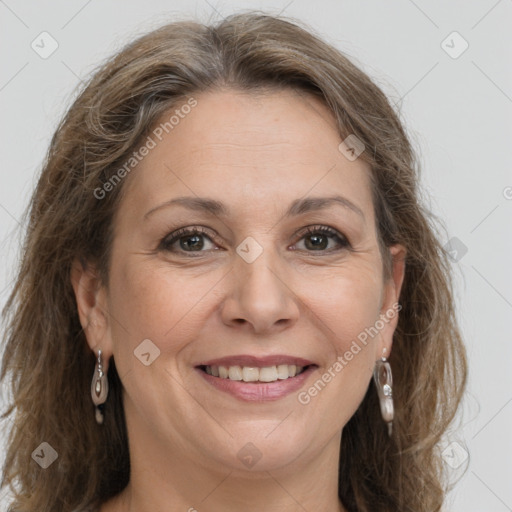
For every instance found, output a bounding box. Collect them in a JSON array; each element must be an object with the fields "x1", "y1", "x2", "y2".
[{"x1": 72, "y1": 88, "x2": 406, "y2": 512}]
